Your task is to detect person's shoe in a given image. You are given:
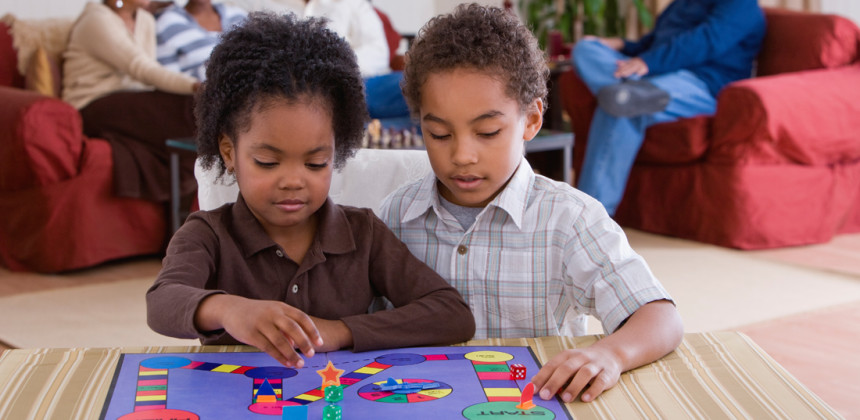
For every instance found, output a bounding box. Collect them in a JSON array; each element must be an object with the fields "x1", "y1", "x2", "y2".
[{"x1": 597, "y1": 80, "x2": 670, "y2": 117}]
